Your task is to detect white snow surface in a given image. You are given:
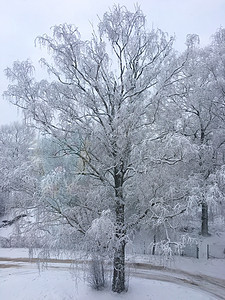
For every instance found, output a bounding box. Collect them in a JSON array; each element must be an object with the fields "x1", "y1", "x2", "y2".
[
  {"x1": 0, "y1": 247, "x2": 225, "y2": 279},
  {"x1": 0, "y1": 248, "x2": 224, "y2": 299},
  {"x1": 0, "y1": 265, "x2": 216, "y2": 300}
]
